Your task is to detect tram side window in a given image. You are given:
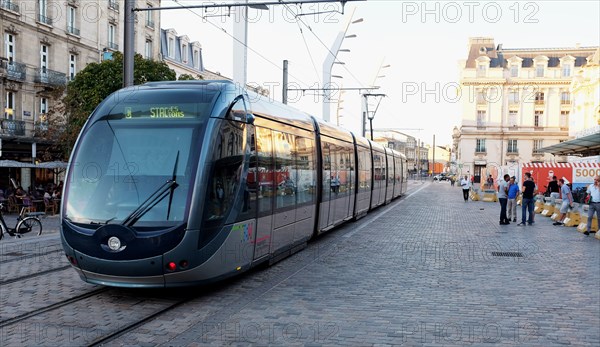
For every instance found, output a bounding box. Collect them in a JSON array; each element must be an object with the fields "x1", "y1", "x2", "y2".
[
  {"x1": 387, "y1": 154, "x2": 394, "y2": 186},
  {"x1": 295, "y1": 136, "x2": 315, "y2": 206},
  {"x1": 358, "y1": 149, "x2": 370, "y2": 192},
  {"x1": 255, "y1": 127, "x2": 274, "y2": 216},
  {"x1": 274, "y1": 131, "x2": 296, "y2": 210},
  {"x1": 347, "y1": 146, "x2": 355, "y2": 195},
  {"x1": 321, "y1": 142, "x2": 331, "y2": 202},
  {"x1": 204, "y1": 118, "x2": 245, "y2": 222}
]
